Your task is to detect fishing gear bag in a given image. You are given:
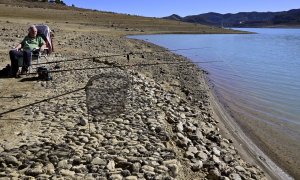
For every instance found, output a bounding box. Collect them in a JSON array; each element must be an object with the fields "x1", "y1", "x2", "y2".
[
  {"x1": 37, "y1": 66, "x2": 52, "y2": 81},
  {"x1": 0, "y1": 64, "x2": 12, "y2": 76}
]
